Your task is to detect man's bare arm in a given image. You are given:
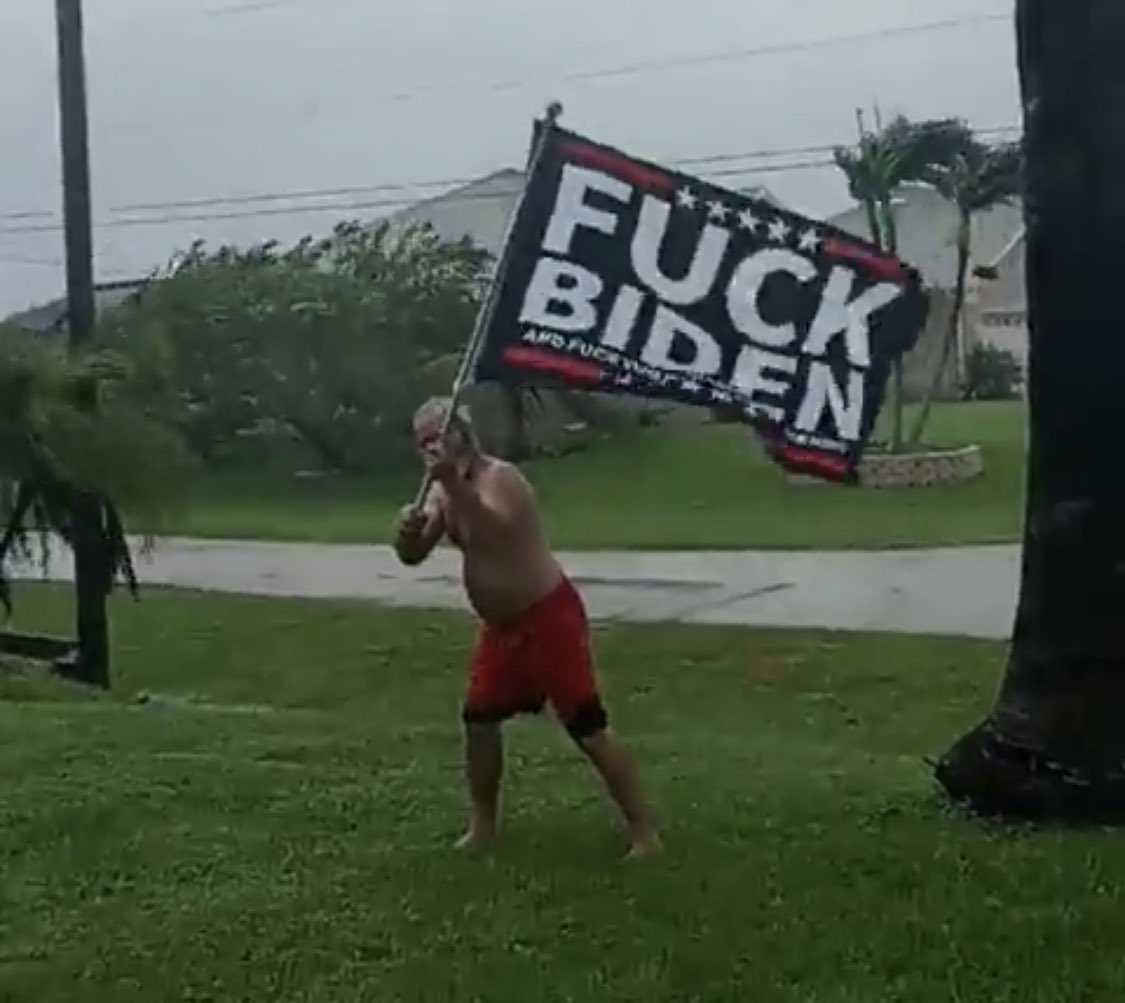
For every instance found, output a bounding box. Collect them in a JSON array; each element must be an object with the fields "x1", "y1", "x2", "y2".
[{"x1": 393, "y1": 492, "x2": 446, "y2": 566}]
